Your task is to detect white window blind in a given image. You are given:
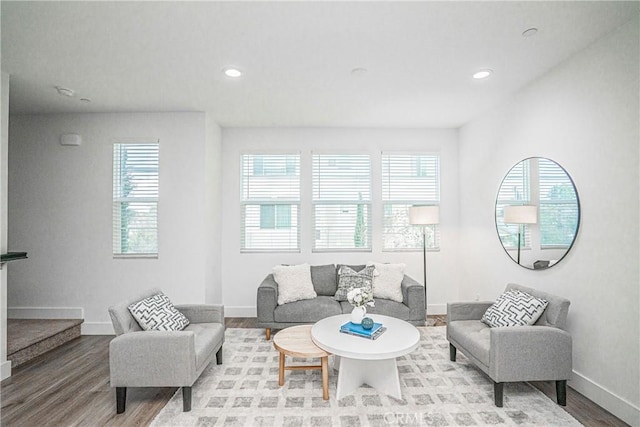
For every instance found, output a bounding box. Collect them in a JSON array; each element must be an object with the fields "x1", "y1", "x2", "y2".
[
  {"x1": 241, "y1": 154, "x2": 300, "y2": 252},
  {"x1": 113, "y1": 142, "x2": 159, "y2": 256},
  {"x1": 312, "y1": 154, "x2": 371, "y2": 251},
  {"x1": 496, "y1": 159, "x2": 532, "y2": 249},
  {"x1": 538, "y1": 158, "x2": 579, "y2": 248},
  {"x1": 382, "y1": 153, "x2": 440, "y2": 250}
]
